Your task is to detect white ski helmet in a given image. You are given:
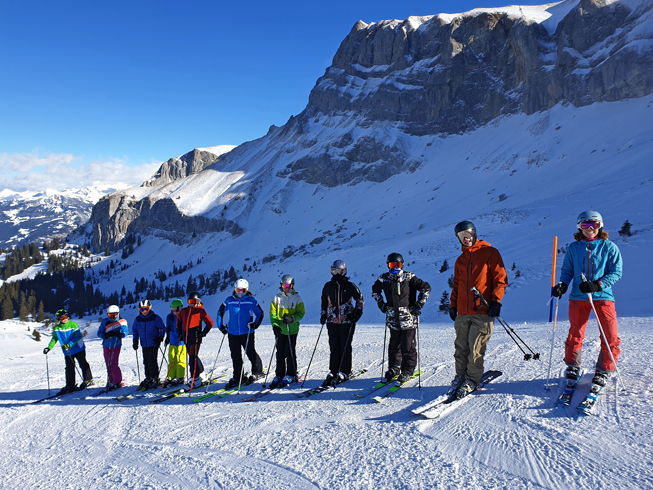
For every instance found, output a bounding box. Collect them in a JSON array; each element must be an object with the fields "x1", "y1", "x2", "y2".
[
  {"x1": 234, "y1": 278, "x2": 249, "y2": 291},
  {"x1": 107, "y1": 305, "x2": 120, "y2": 315},
  {"x1": 139, "y1": 299, "x2": 151, "y2": 309}
]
